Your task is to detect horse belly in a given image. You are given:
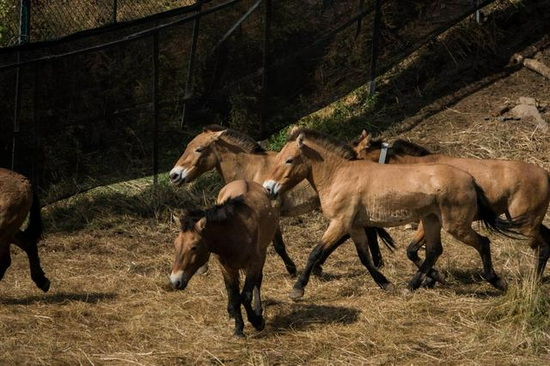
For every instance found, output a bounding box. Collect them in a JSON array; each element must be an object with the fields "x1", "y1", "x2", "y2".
[{"x1": 357, "y1": 193, "x2": 432, "y2": 227}]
